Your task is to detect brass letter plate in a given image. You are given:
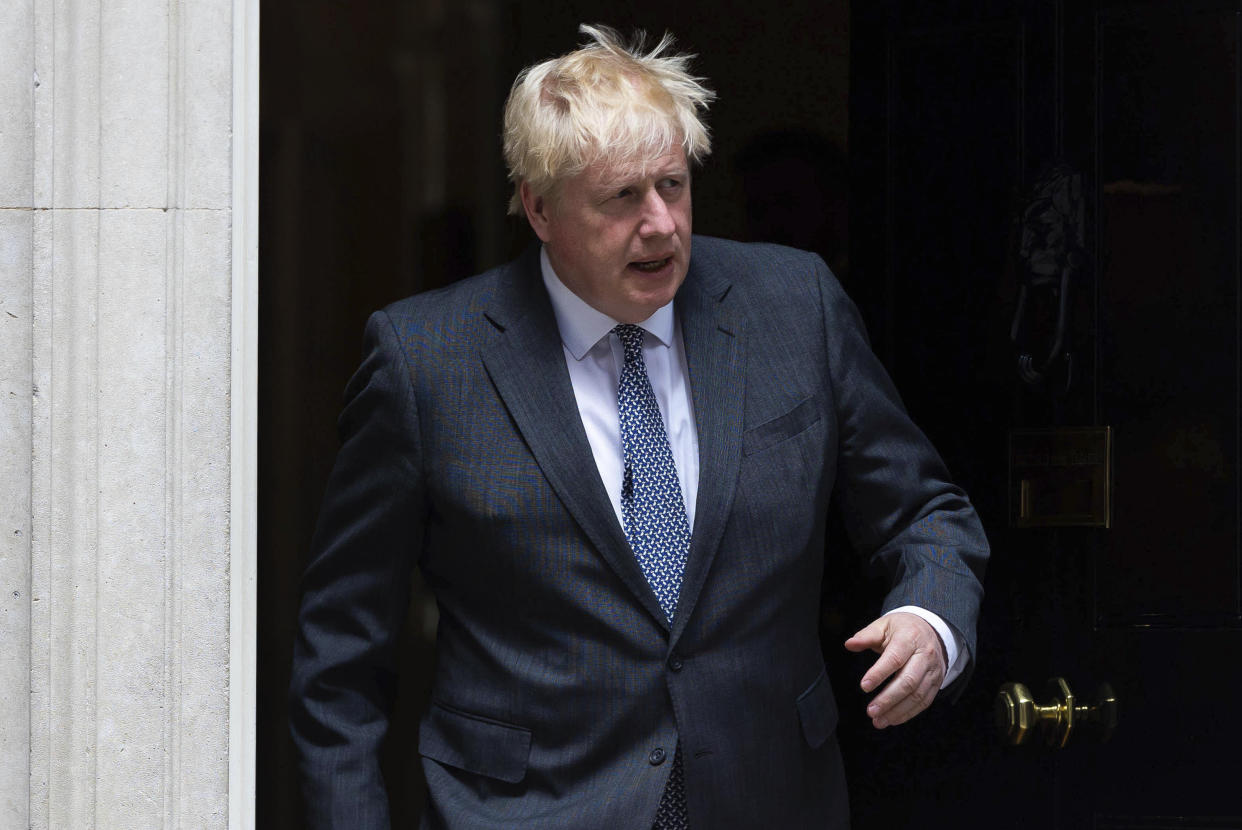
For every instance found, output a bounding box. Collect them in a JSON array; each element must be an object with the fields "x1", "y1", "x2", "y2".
[{"x1": 1009, "y1": 427, "x2": 1111, "y2": 528}]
